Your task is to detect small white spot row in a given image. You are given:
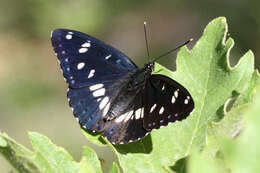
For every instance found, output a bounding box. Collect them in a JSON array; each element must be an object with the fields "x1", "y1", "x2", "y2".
[
  {"x1": 88, "y1": 69, "x2": 95, "y2": 78},
  {"x1": 89, "y1": 83, "x2": 104, "y2": 91},
  {"x1": 77, "y1": 62, "x2": 85, "y2": 70},
  {"x1": 184, "y1": 96, "x2": 191, "y2": 104}
]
